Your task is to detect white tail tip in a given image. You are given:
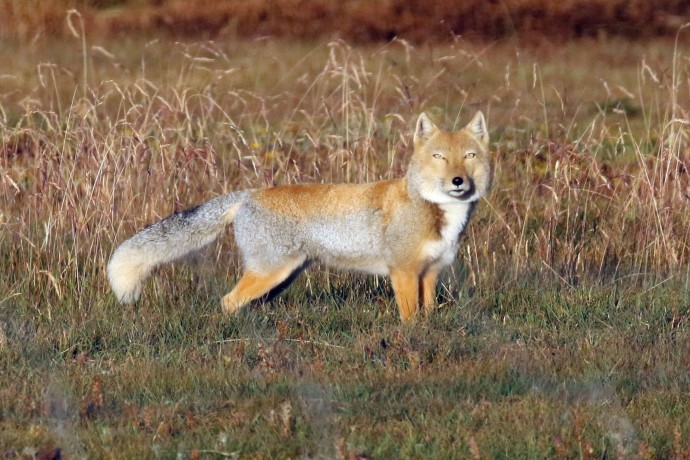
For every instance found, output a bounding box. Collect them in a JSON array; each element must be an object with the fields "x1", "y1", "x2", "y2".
[{"x1": 107, "y1": 244, "x2": 149, "y2": 304}]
